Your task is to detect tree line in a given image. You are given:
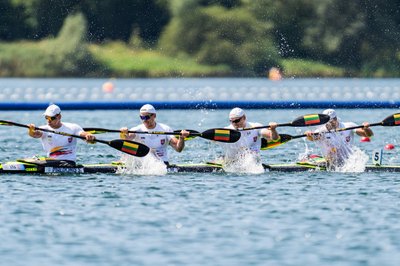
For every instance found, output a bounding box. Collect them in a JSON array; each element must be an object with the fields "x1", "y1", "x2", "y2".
[{"x1": 0, "y1": 0, "x2": 399, "y2": 77}]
